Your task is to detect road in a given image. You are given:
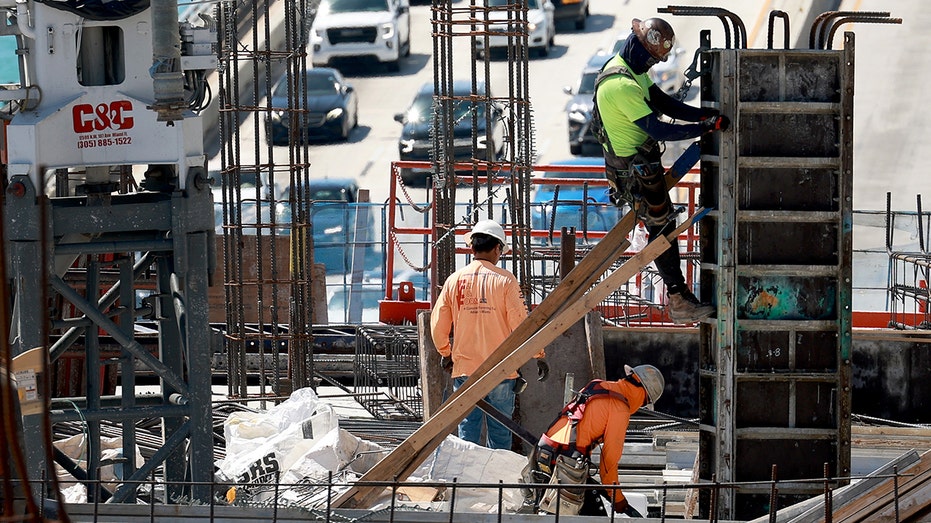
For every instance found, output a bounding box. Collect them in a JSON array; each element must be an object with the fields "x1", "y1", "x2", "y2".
[{"x1": 222, "y1": 0, "x2": 797, "y2": 207}]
